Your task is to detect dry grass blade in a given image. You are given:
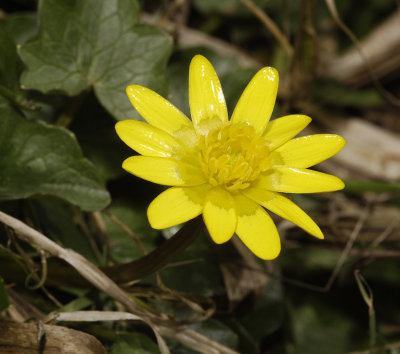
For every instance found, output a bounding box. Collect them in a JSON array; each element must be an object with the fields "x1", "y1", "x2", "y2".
[
  {"x1": 0, "y1": 211, "x2": 170, "y2": 354},
  {"x1": 325, "y1": 0, "x2": 400, "y2": 106},
  {"x1": 354, "y1": 270, "x2": 376, "y2": 348},
  {"x1": 239, "y1": 0, "x2": 293, "y2": 56},
  {"x1": 141, "y1": 13, "x2": 262, "y2": 69},
  {"x1": 323, "y1": 206, "x2": 369, "y2": 291},
  {"x1": 328, "y1": 11, "x2": 400, "y2": 85},
  {"x1": 44, "y1": 311, "x2": 144, "y2": 323},
  {"x1": 0, "y1": 211, "x2": 239, "y2": 354},
  {"x1": 332, "y1": 118, "x2": 400, "y2": 181},
  {"x1": 156, "y1": 275, "x2": 216, "y2": 323}
]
